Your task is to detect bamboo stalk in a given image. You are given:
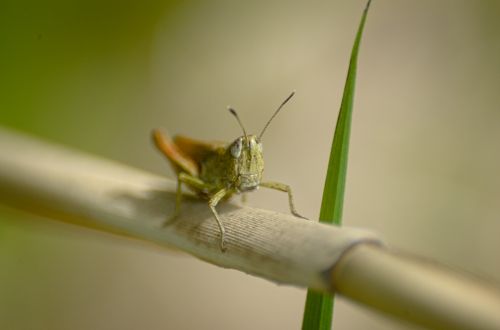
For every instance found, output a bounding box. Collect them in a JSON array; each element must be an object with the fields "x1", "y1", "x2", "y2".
[
  {"x1": 1, "y1": 126, "x2": 499, "y2": 329},
  {"x1": 332, "y1": 244, "x2": 500, "y2": 330},
  {"x1": 0, "y1": 126, "x2": 380, "y2": 291}
]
